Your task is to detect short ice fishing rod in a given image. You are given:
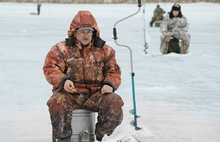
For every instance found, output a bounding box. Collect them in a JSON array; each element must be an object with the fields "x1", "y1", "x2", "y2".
[
  {"x1": 142, "y1": 0, "x2": 149, "y2": 54},
  {"x1": 113, "y1": 0, "x2": 142, "y2": 130}
]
